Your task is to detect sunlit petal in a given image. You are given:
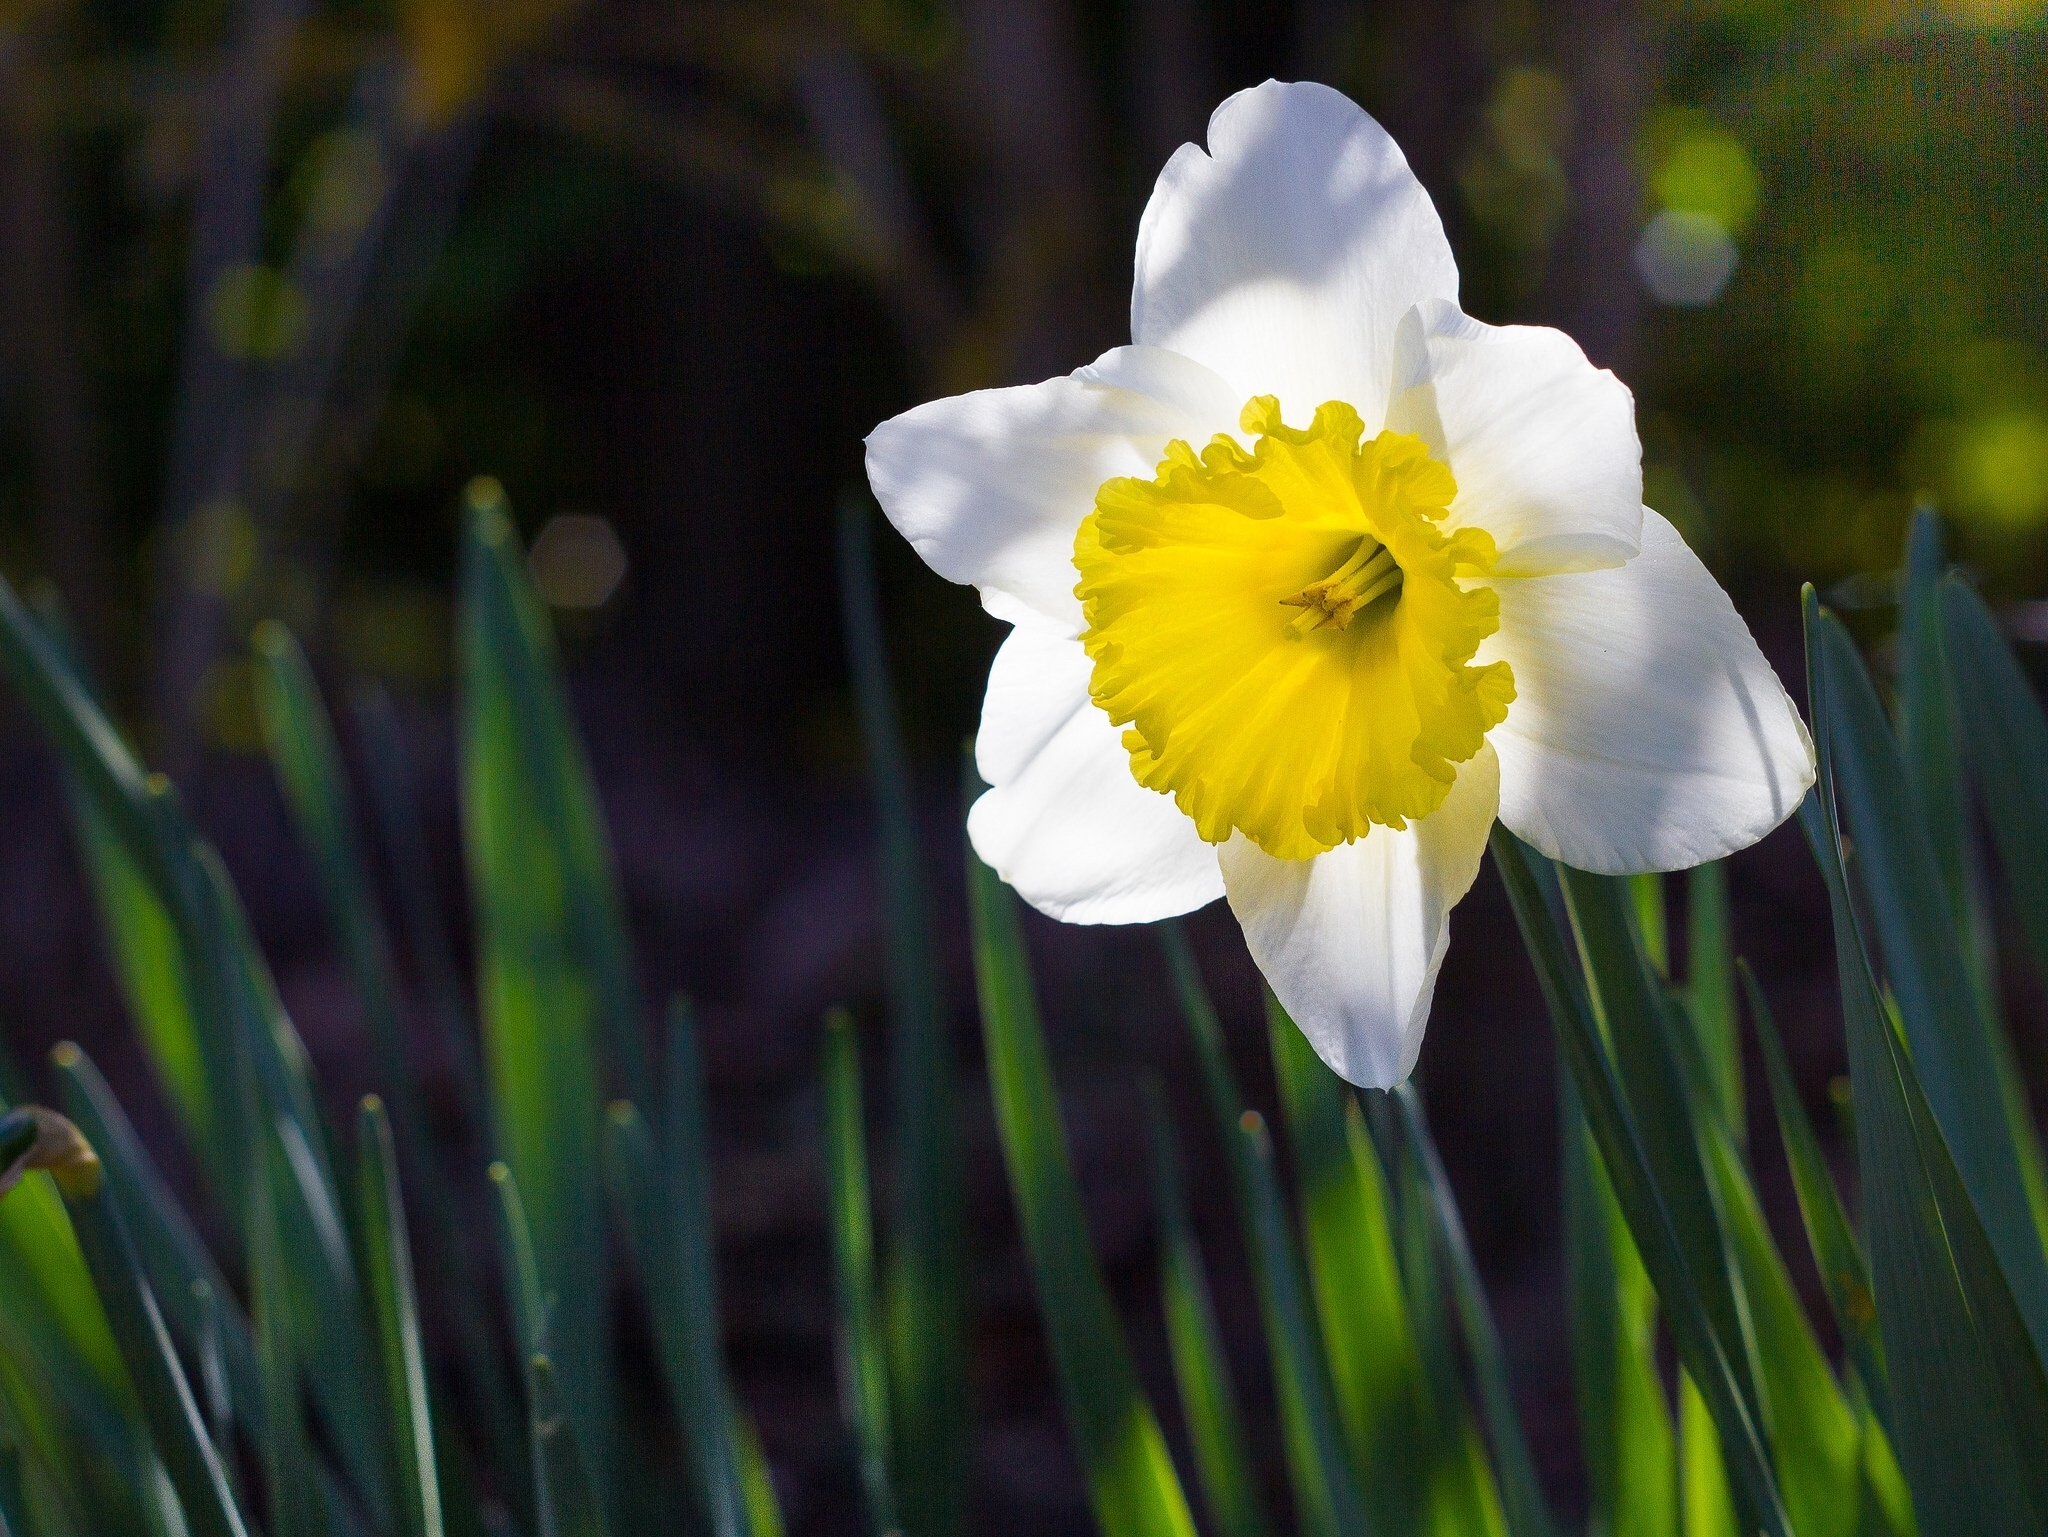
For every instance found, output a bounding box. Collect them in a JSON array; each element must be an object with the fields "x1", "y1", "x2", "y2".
[
  {"x1": 971, "y1": 615, "x2": 1224, "y2": 923},
  {"x1": 1131, "y1": 80, "x2": 1458, "y2": 427},
  {"x1": 1486, "y1": 509, "x2": 1814, "y2": 873},
  {"x1": 1387, "y1": 298, "x2": 1643, "y2": 575},
  {"x1": 1221, "y1": 744, "x2": 1498, "y2": 1088}
]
